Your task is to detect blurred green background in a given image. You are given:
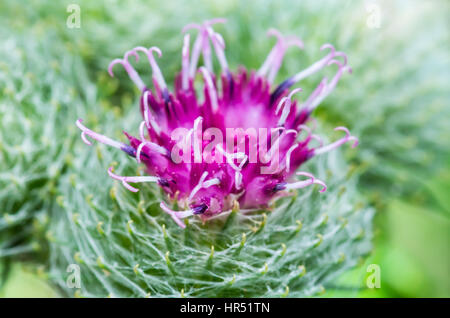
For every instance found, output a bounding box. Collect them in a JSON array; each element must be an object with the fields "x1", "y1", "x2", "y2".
[{"x1": 0, "y1": 0, "x2": 448, "y2": 297}]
